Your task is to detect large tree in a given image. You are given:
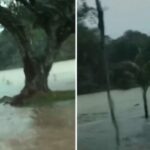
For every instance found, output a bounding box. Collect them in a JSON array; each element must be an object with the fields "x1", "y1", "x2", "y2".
[{"x1": 0, "y1": 0, "x2": 75, "y2": 104}]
